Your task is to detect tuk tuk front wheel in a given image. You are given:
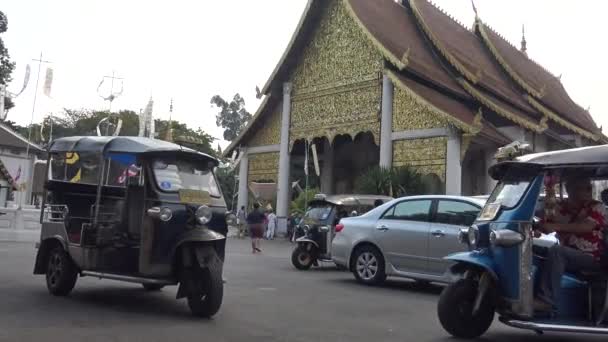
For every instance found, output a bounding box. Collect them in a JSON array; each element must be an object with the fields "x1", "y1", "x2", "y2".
[
  {"x1": 186, "y1": 253, "x2": 223, "y2": 318},
  {"x1": 45, "y1": 247, "x2": 78, "y2": 296},
  {"x1": 291, "y1": 245, "x2": 315, "y2": 270},
  {"x1": 438, "y1": 279, "x2": 494, "y2": 339}
]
